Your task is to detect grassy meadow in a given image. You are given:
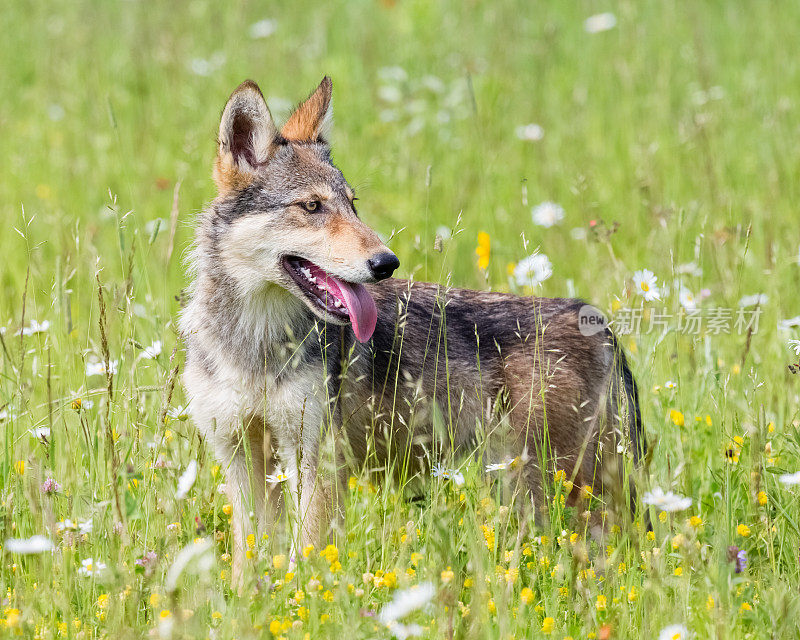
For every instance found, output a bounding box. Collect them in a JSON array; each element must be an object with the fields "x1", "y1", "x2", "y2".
[{"x1": 2, "y1": 0, "x2": 800, "y2": 638}]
